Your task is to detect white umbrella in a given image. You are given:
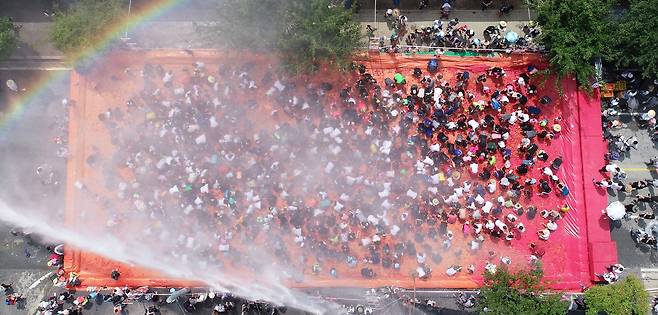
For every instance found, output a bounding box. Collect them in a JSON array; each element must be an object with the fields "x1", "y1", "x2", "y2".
[
  {"x1": 6, "y1": 79, "x2": 18, "y2": 92},
  {"x1": 606, "y1": 201, "x2": 626, "y2": 221},
  {"x1": 166, "y1": 288, "x2": 190, "y2": 303},
  {"x1": 54, "y1": 244, "x2": 64, "y2": 255}
]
